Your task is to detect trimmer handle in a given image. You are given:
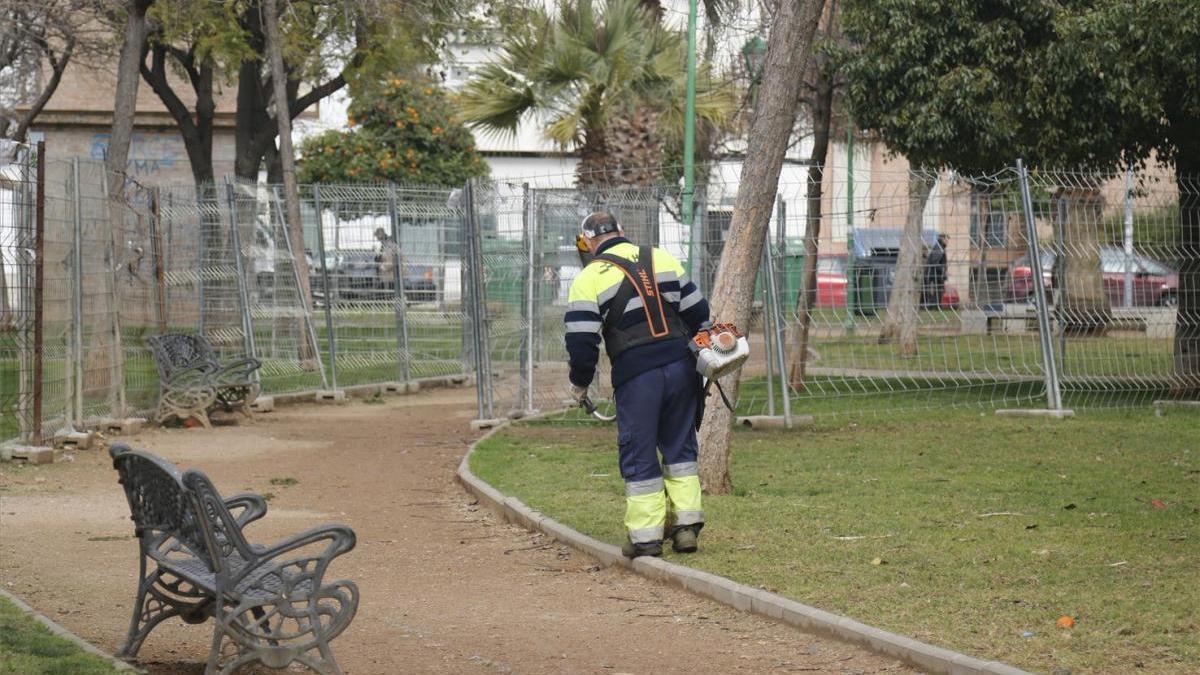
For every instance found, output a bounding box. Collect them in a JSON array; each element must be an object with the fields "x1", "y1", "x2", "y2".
[{"x1": 579, "y1": 394, "x2": 616, "y2": 422}]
